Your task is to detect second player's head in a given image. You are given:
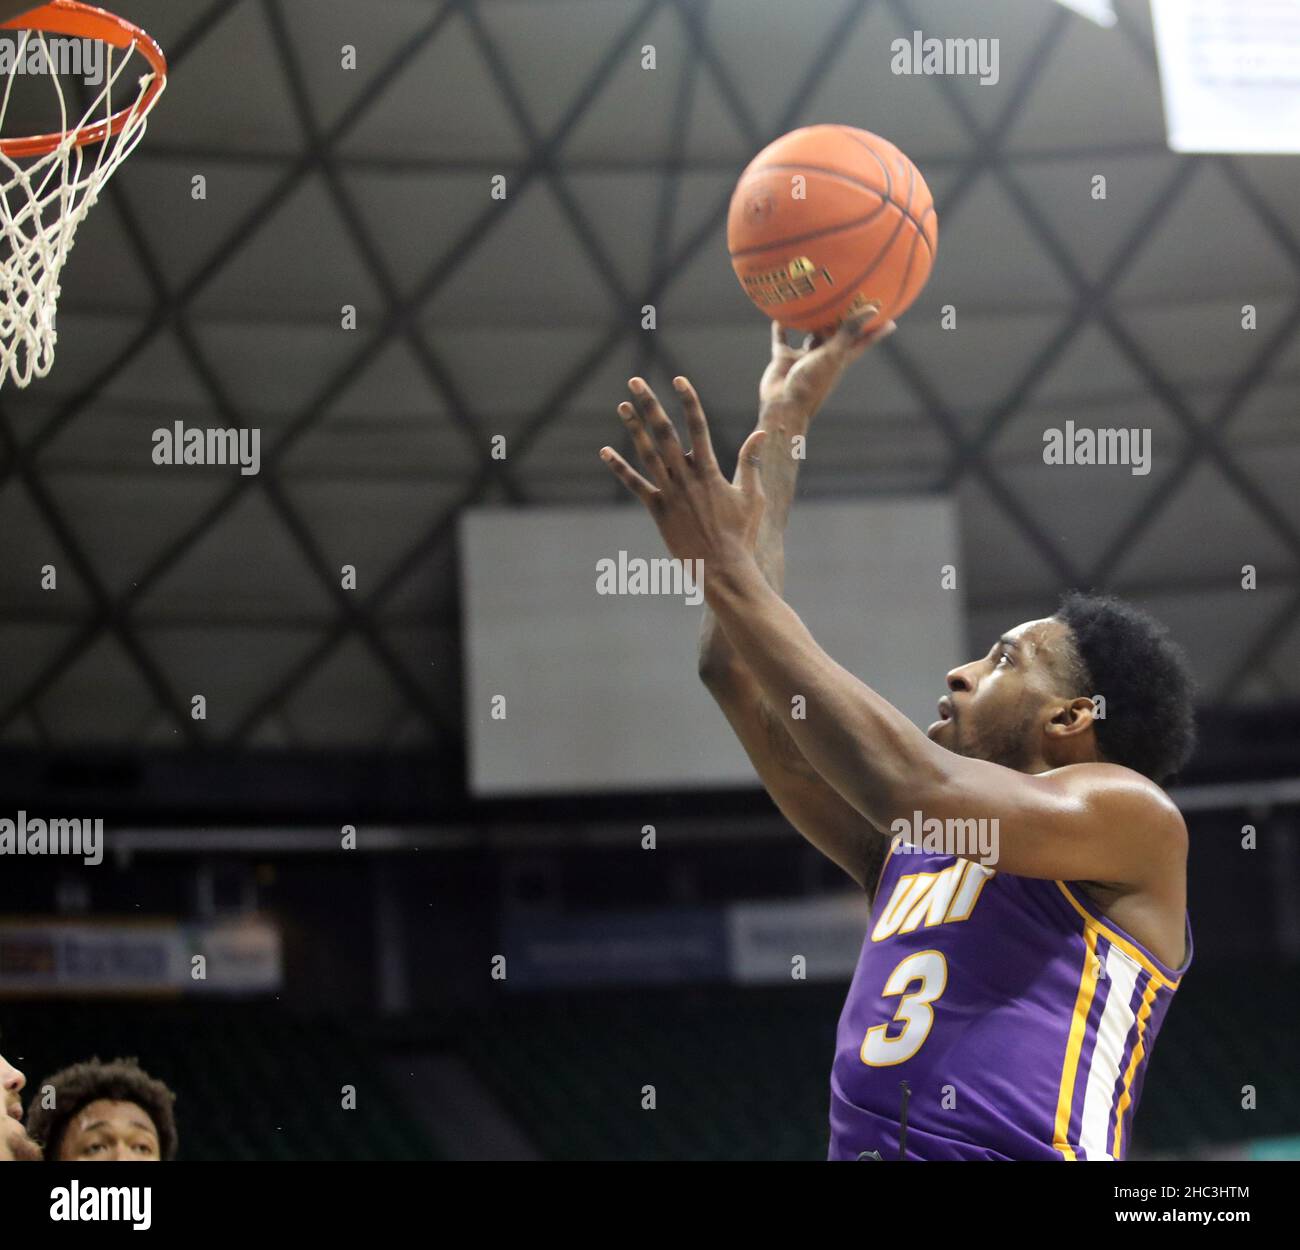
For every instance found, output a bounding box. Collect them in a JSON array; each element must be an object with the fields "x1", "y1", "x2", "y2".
[
  {"x1": 26, "y1": 1058, "x2": 178, "y2": 1162},
  {"x1": 927, "y1": 591, "x2": 1196, "y2": 784}
]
